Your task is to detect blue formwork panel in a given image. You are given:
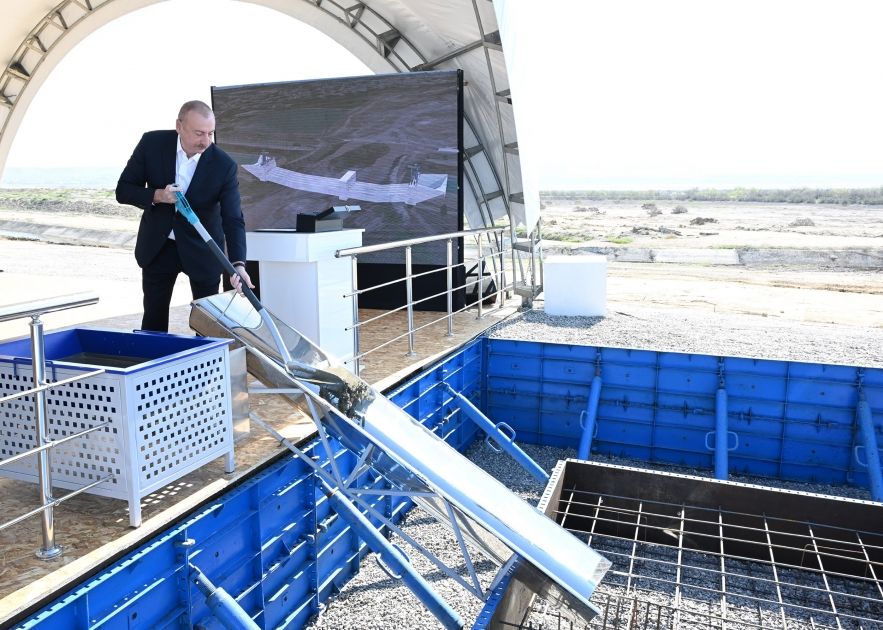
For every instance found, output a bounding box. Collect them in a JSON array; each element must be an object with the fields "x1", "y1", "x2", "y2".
[
  {"x1": 653, "y1": 353, "x2": 719, "y2": 467},
  {"x1": 12, "y1": 339, "x2": 486, "y2": 630},
  {"x1": 485, "y1": 337, "x2": 883, "y2": 492},
  {"x1": 13, "y1": 334, "x2": 883, "y2": 629},
  {"x1": 486, "y1": 339, "x2": 543, "y2": 378},
  {"x1": 389, "y1": 338, "x2": 483, "y2": 452},
  {"x1": 15, "y1": 449, "x2": 312, "y2": 629},
  {"x1": 315, "y1": 514, "x2": 361, "y2": 600},
  {"x1": 14, "y1": 442, "x2": 360, "y2": 630},
  {"x1": 487, "y1": 340, "x2": 587, "y2": 447}
]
